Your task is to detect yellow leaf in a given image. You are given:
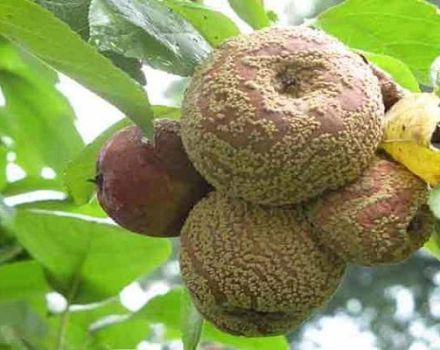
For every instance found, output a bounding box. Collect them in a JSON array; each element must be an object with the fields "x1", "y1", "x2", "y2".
[{"x1": 381, "y1": 93, "x2": 440, "y2": 185}]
